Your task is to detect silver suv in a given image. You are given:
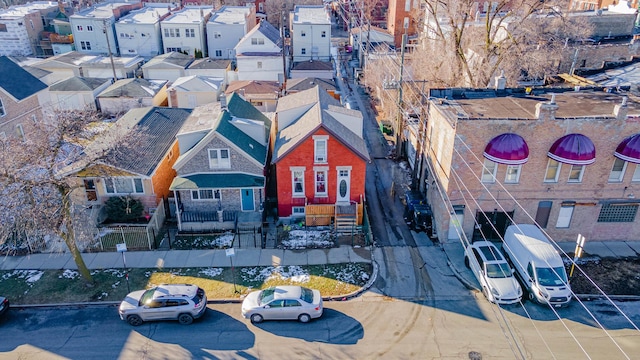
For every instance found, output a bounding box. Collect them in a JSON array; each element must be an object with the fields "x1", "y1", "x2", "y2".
[{"x1": 119, "y1": 284, "x2": 207, "y2": 326}]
